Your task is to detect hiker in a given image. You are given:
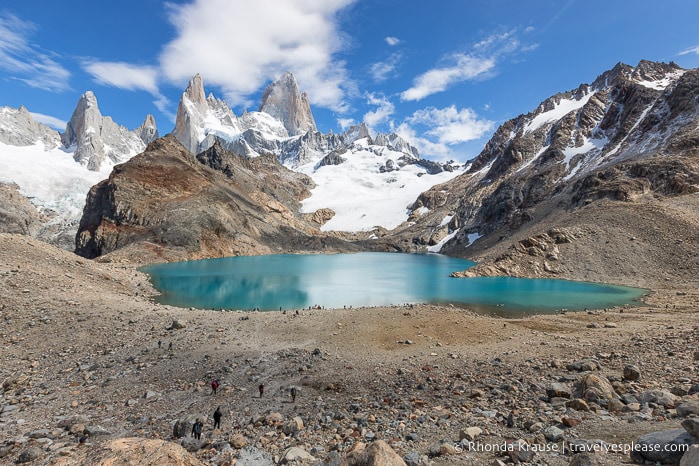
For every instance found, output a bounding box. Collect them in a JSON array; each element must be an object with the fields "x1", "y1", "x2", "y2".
[
  {"x1": 258, "y1": 383, "x2": 264, "y2": 398},
  {"x1": 290, "y1": 386, "x2": 297, "y2": 403},
  {"x1": 192, "y1": 419, "x2": 202, "y2": 439},
  {"x1": 213, "y1": 406, "x2": 222, "y2": 429},
  {"x1": 211, "y1": 379, "x2": 219, "y2": 395}
]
